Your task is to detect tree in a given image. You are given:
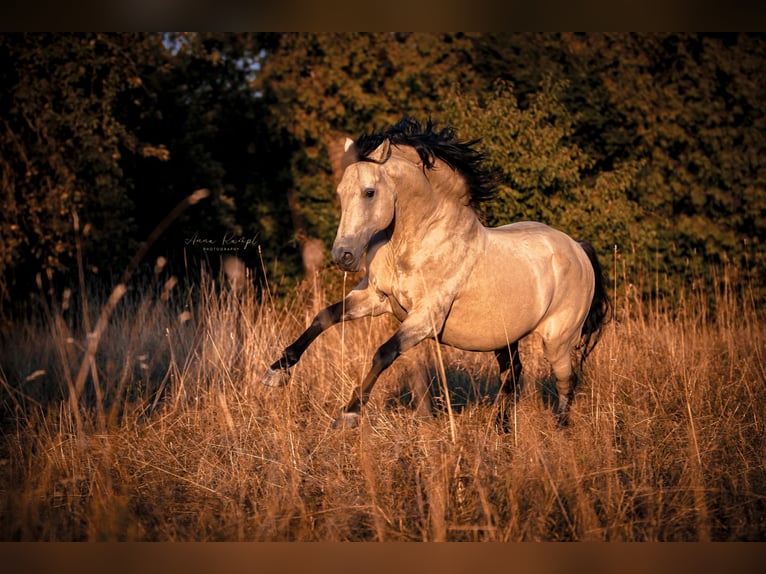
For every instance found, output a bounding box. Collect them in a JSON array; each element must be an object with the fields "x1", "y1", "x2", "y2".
[
  {"x1": 3, "y1": 33, "x2": 762, "y2": 311},
  {"x1": 0, "y1": 33, "x2": 168, "y2": 308},
  {"x1": 0, "y1": 33, "x2": 285, "y2": 310},
  {"x1": 472, "y1": 33, "x2": 766, "y2": 302},
  {"x1": 122, "y1": 33, "x2": 282, "y2": 278},
  {"x1": 443, "y1": 79, "x2": 645, "y2": 267}
]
